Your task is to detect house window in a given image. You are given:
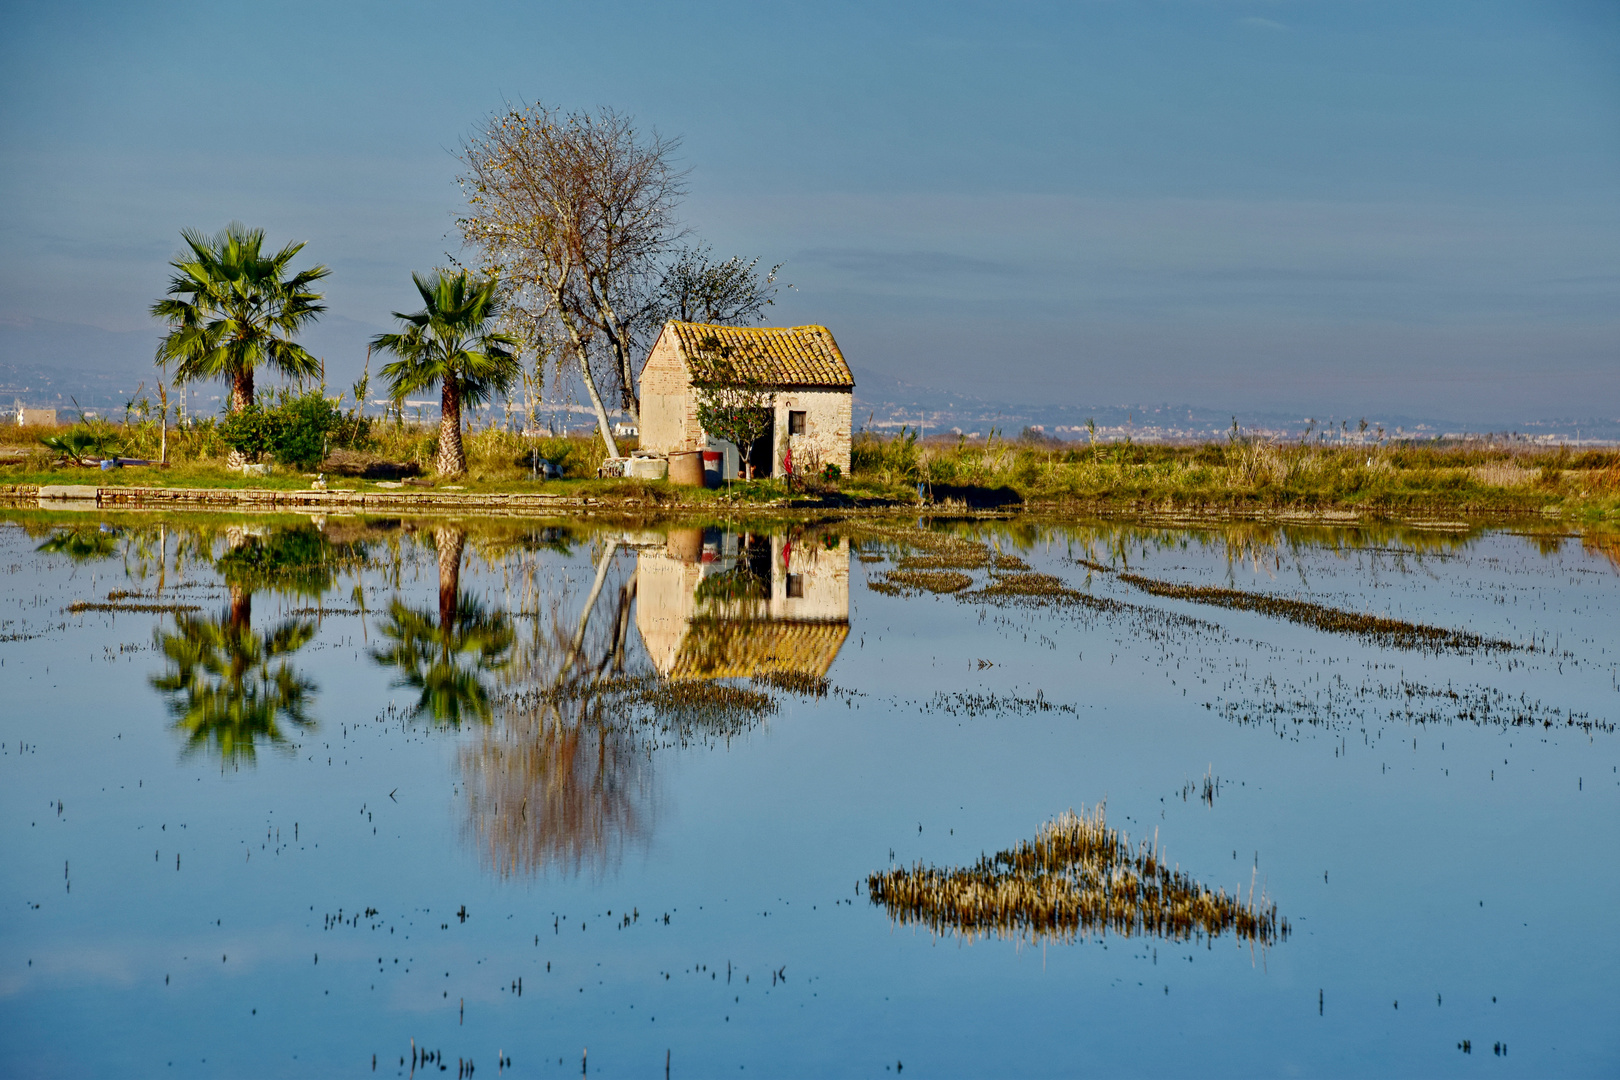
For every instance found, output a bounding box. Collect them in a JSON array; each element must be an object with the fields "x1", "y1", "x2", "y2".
[
  {"x1": 786, "y1": 574, "x2": 805, "y2": 598},
  {"x1": 788, "y1": 410, "x2": 806, "y2": 436}
]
